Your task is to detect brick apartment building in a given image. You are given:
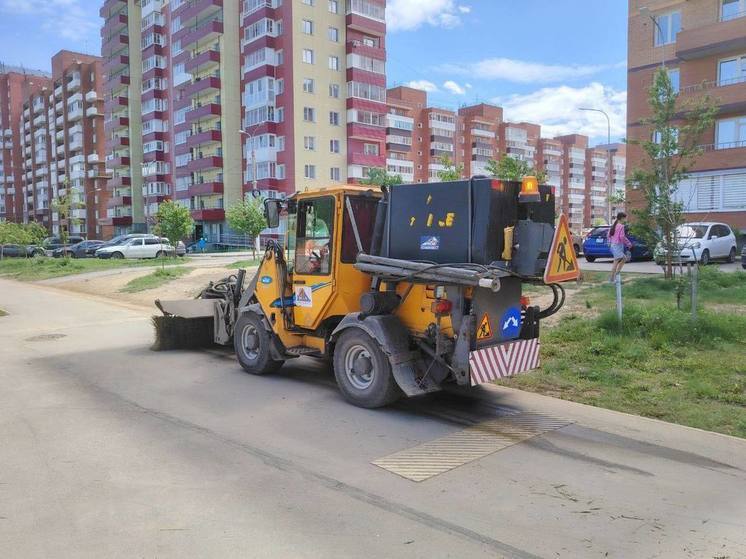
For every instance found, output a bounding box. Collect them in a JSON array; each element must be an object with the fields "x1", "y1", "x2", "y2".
[
  {"x1": 99, "y1": 0, "x2": 387, "y2": 240},
  {"x1": 627, "y1": 0, "x2": 746, "y2": 230},
  {"x1": 385, "y1": 85, "x2": 626, "y2": 232},
  {"x1": 0, "y1": 52, "x2": 108, "y2": 238}
]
